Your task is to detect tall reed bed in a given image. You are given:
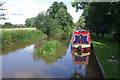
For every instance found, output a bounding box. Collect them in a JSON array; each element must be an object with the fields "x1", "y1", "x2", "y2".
[{"x1": 2, "y1": 30, "x2": 47, "y2": 47}]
